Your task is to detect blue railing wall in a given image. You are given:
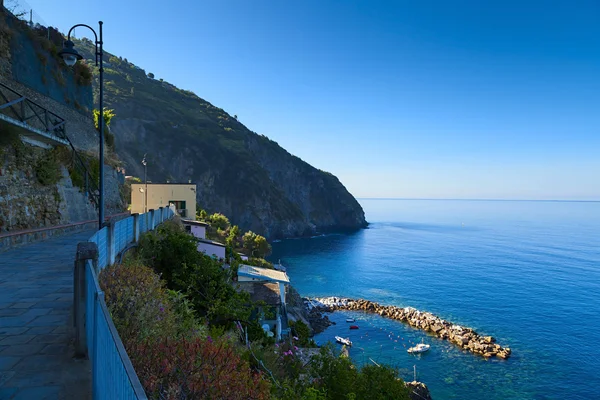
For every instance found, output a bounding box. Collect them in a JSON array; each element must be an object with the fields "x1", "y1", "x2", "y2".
[{"x1": 84, "y1": 207, "x2": 174, "y2": 399}]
